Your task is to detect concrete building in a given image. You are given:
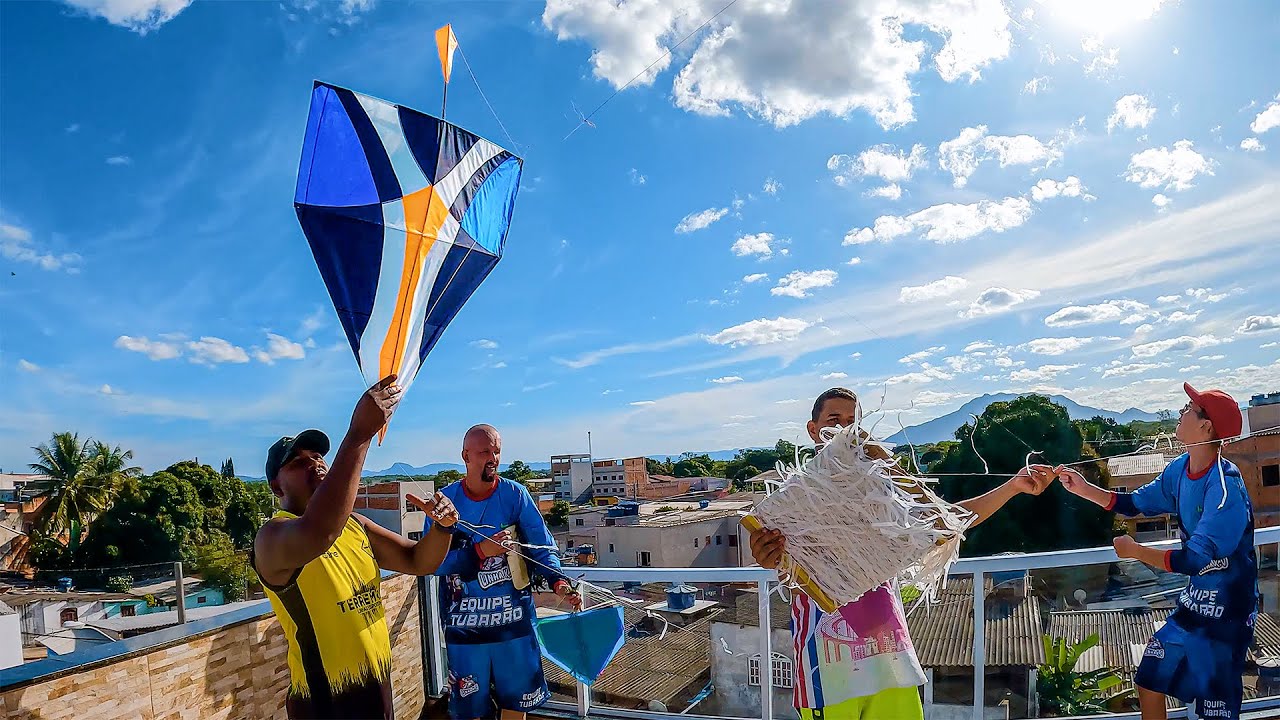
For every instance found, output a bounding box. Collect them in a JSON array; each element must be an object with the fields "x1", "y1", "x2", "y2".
[
  {"x1": 551, "y1": 453, "x2": 593, "y2": 504},
  {"x1": 591, "y1": 499, "x2": 756, "y2": 569},
  {"x1": 1, "y1": 473, "x2": 47, "y2": 572},
  {"x1": 1107, "y1": 454, "x2": 1180, "y2": 542},
  {"x1": 631, "y1": 474, "x2": 694, "y2": 501},
  {"x1": 591, "y1": 457, "x2": 648, "y2": 499},
  {"x1": 353, "y1": 480, "x2": 433, "y2": 538},
  {"x1": 0, "y1": 601, "x2": 21, "y2": 670},
  {"x1": 1225, "y1": 392, "x2": 1280, "y2": 537}
]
